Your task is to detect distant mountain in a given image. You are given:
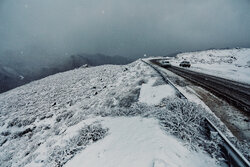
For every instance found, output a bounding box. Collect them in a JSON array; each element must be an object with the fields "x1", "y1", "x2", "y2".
[
  {"x1": 0, "y1": 64, "x2": 28, "y2": 93},
  {"x1": 68, "y1": 53, "x2": 131, "y2": 68},
  {"x1": 0, "y1": 53, "x2": 131, "y2": 93}
]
